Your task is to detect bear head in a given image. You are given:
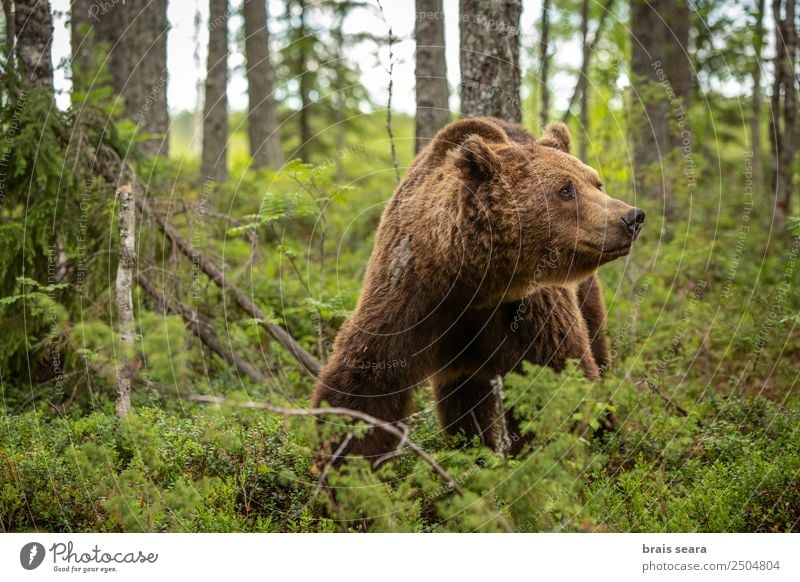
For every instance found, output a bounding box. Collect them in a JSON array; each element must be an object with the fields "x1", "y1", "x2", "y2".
[{"x1": 426, "y1": 118, "x2": 644, "y2": 299}]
